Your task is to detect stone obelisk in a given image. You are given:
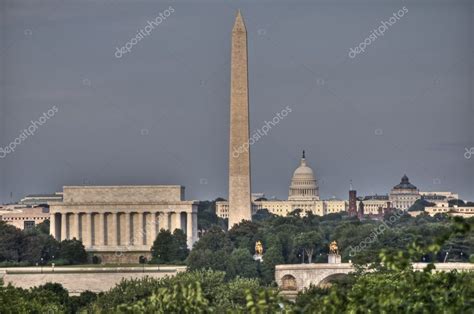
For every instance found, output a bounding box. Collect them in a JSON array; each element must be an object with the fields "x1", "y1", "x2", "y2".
[{"x1": 228, "y1": 10, "x2": 252, "y2": 228}]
